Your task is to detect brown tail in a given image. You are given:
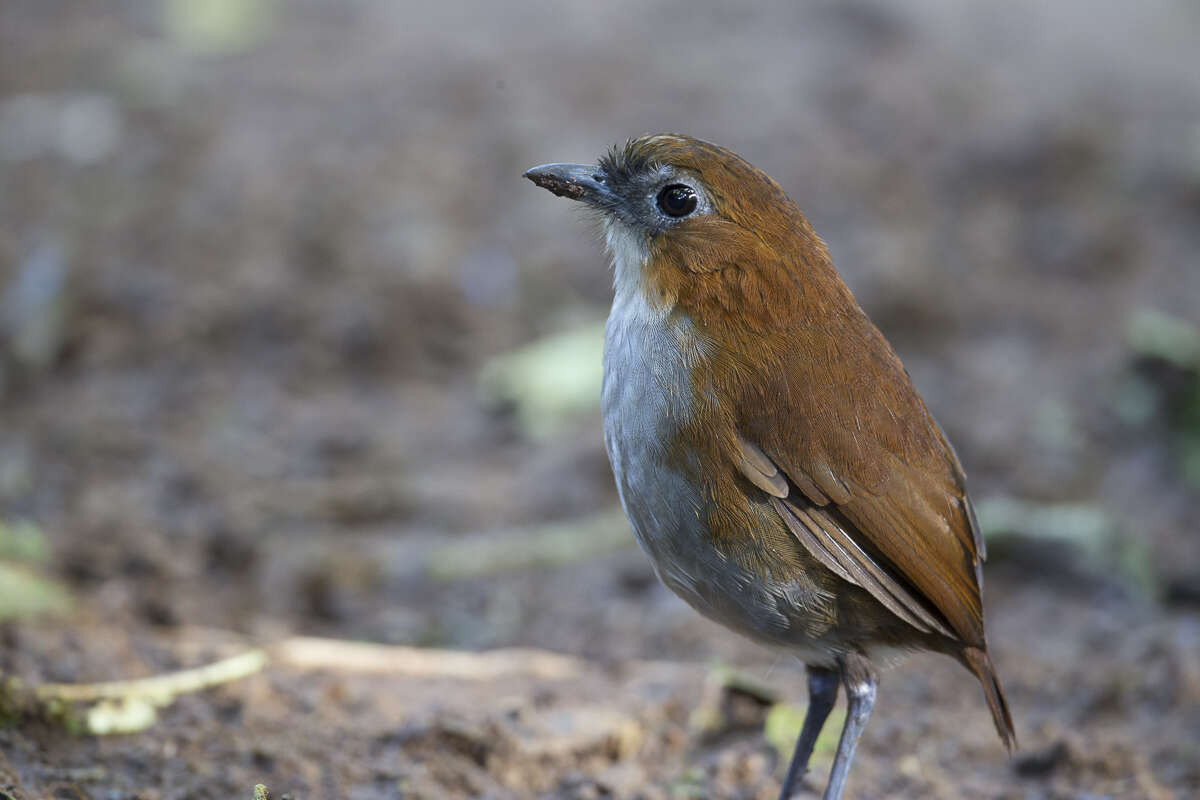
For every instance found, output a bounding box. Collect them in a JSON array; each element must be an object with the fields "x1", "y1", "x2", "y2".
[{"x1": 963, "y1": 646, "x2": 1017, "y2": 752}]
